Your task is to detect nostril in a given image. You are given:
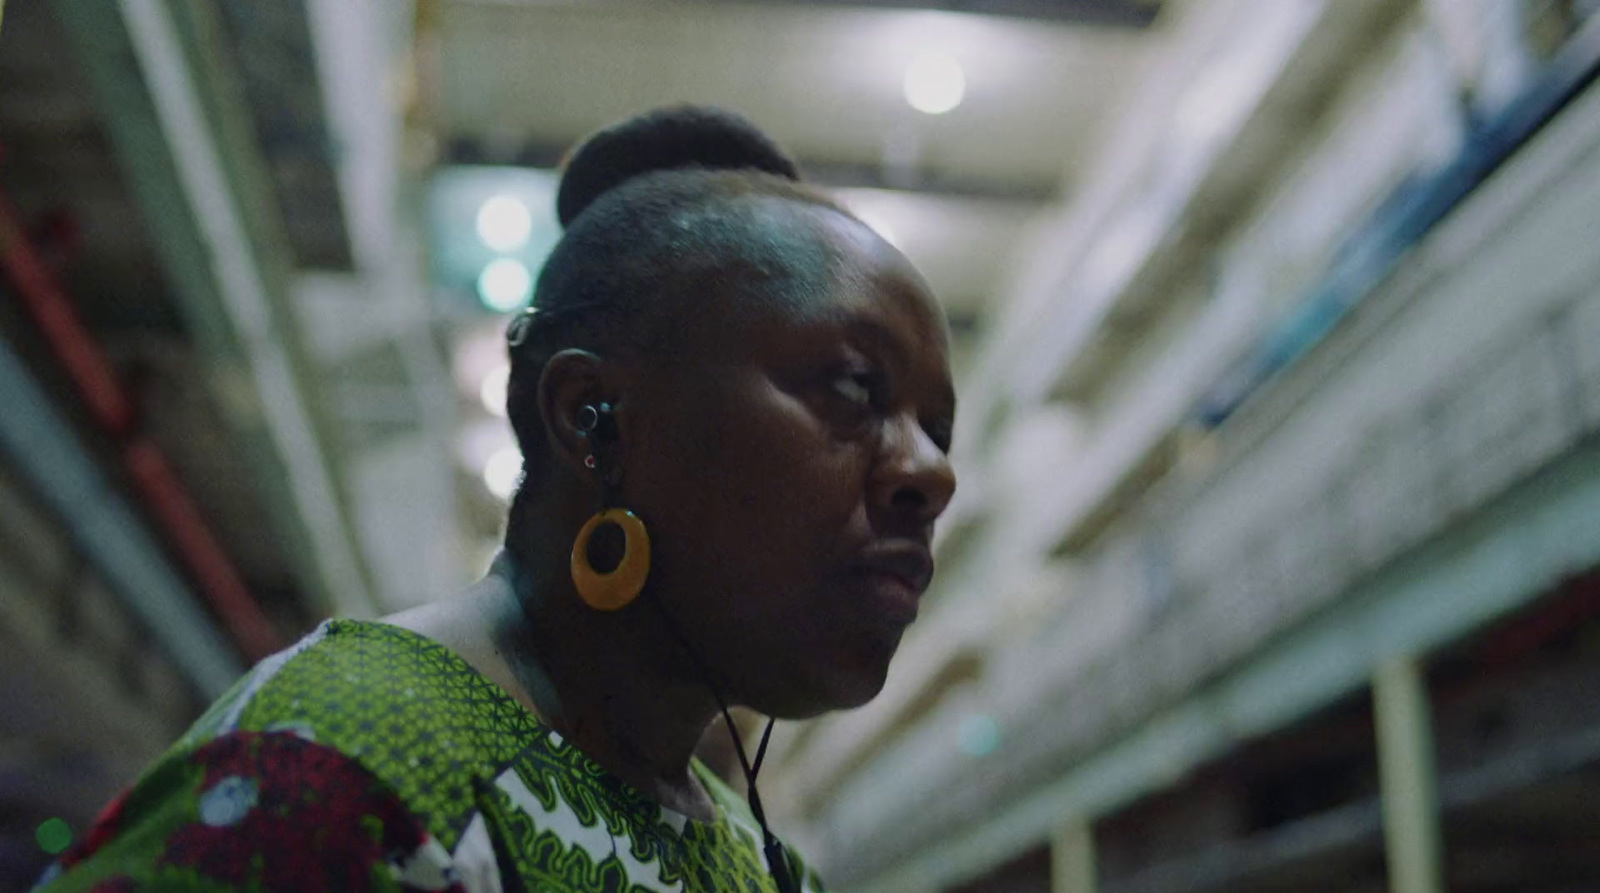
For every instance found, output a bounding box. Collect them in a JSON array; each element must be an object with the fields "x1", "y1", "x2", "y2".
[{"x1": 891, "y1": 487, "x2": 927, "y2": 510}]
